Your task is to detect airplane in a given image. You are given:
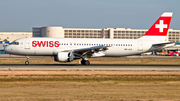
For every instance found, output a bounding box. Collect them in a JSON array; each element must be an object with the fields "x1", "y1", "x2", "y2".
[{"x1": 4, "y1": 12, "x2": 173, "y2": 65}]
